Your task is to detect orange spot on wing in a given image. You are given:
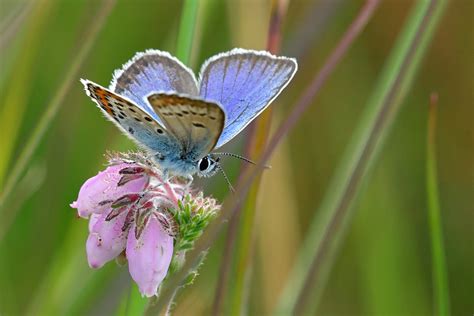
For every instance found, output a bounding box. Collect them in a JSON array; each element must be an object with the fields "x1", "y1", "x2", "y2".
[{"x1": 95, "y1": 87, "x2": 113, "y2": 115}]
